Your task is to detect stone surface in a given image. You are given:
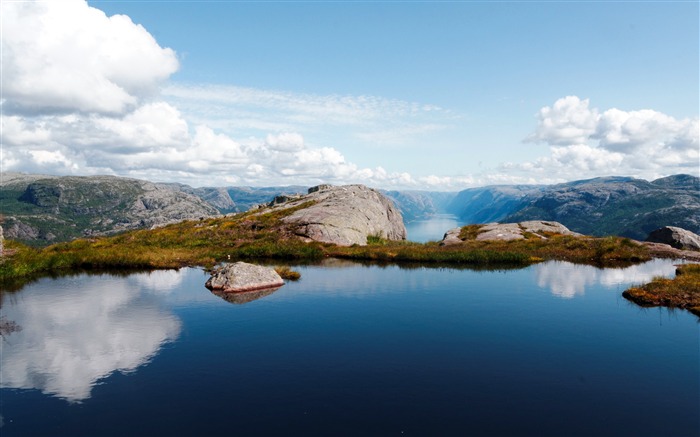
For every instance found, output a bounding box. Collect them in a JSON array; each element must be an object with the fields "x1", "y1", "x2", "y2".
[
  {"x1": 205, "y1": 262, "x2": 284, "y2": 293},
  {"x1": 440, "y1": 228, "x2": 463, "y2": 246},
  {"x1": 276, "y1": 184, "x2": 407, "y2": 246},
  {"x1": 645, "y1": 226, "x2": 700, "y2": 251},
  {"x1": 440, "y1": 220, "x2": 578, "y2": 245}
]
